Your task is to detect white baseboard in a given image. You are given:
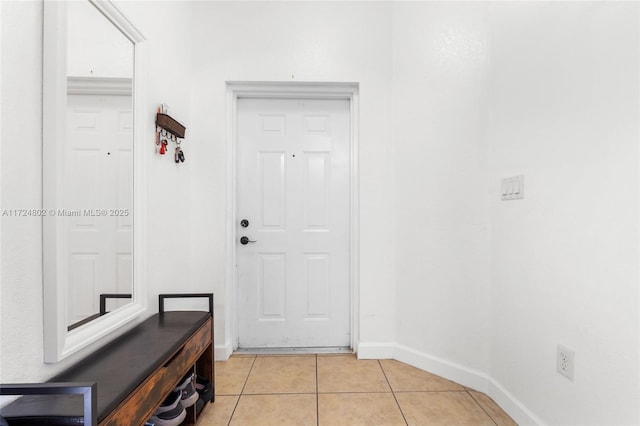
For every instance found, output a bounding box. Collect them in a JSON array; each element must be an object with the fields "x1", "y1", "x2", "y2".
[
  {"x1": 393, "y1": 343, "x2": 490, "y2": 393},
  {"x1": 356, "y1": 341, "x2": 542, "y2": 426},
  {"x1": 356, "y1": 341, "x2": 395, "y2": 359},
  {"x1": 214, "y1": 342, "x2": 233, "y2": 361},
  {"x1": 487, "y1": 377, "x2": 545, "y2": 426}
]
